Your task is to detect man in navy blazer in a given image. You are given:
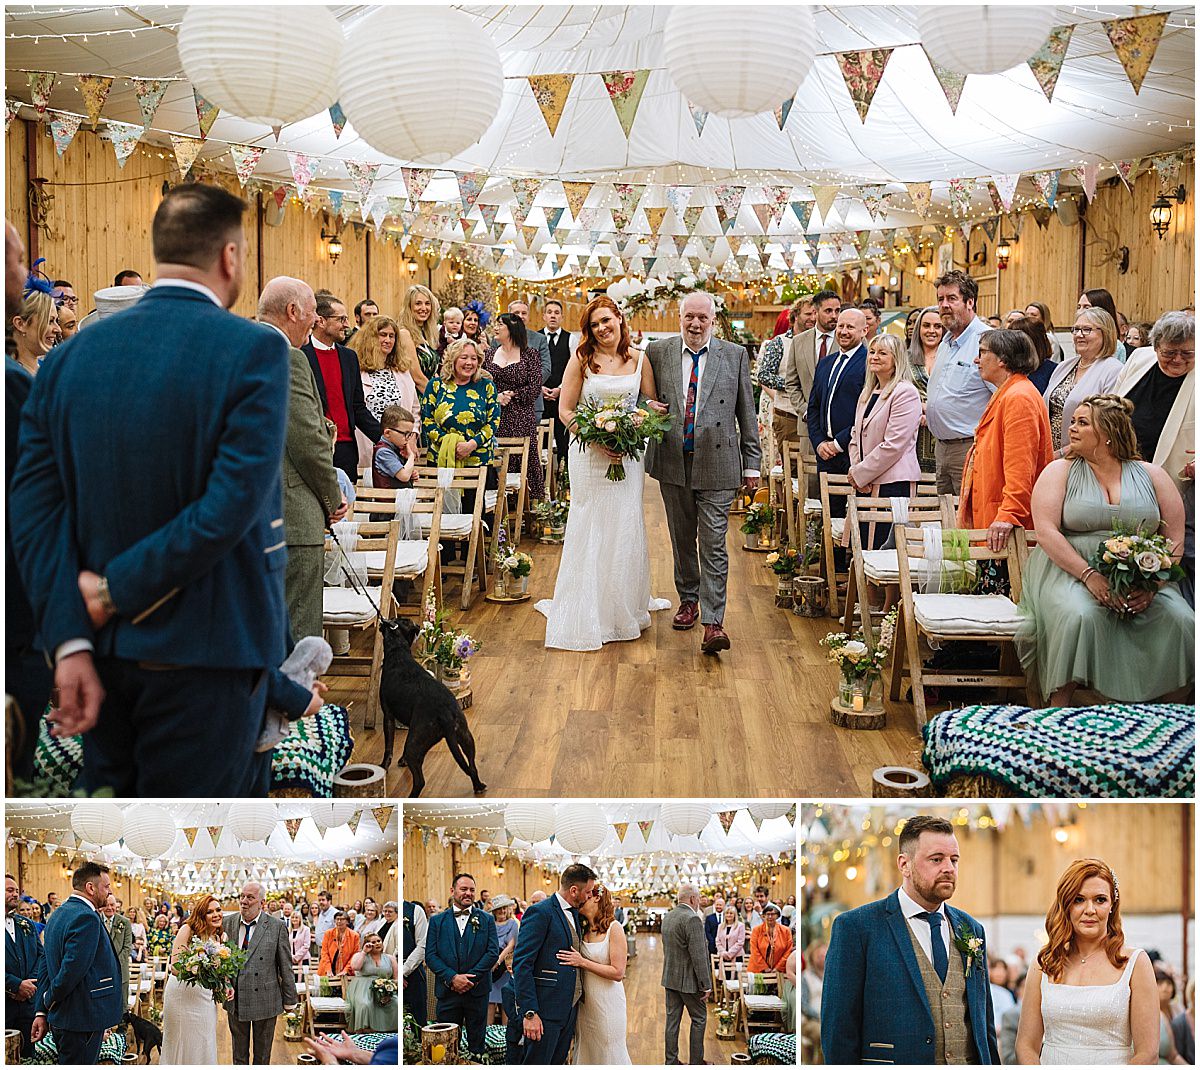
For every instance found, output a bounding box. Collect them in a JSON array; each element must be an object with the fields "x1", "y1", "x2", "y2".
[
  {"x1": 821, "y1": 815, "x2": 1000, "y2": 1065},
  {"x1": 510, "y1": 863, "x2": 597, "y2": 1064},
  {"x1": 6, "y1": 874, "x2": 45, "y2": 1057},
  {"x1": 424, "y1": 873, "x2": 499, "y2": 1057},
  {"x1": 704, "y1": 895, "x2": 724, "y2": 956},
  {"x1": 8, "y1": 183, "x2": 315, "y2": 798},
  {"x1": 32, "y1": 861, "x2": 124, "y2": 1065},
  {"x1": 808, "y1": 307, "x2": 868, "y2": 476}
]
